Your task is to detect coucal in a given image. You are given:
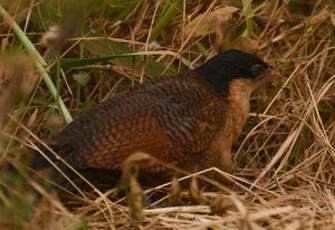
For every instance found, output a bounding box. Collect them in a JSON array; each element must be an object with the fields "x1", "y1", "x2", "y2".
[{"x1": 32, "y1": 49, "x2": 280, "y2": 183}]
